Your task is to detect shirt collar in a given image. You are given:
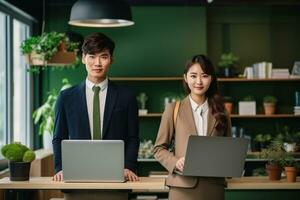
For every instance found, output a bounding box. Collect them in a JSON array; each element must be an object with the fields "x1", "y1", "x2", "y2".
[
  {"x1": 189, "y1": 95, "x2": 209, "y2": 113},
  {"x1": 85, "y1": 77, "x2": 108, "y2": 92}
]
